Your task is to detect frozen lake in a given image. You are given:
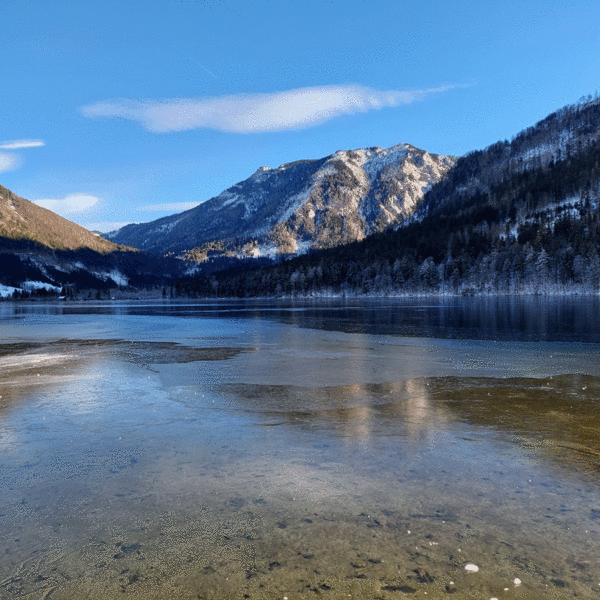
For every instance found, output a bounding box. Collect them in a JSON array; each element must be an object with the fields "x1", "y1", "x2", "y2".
[{"x1": 1, "y1": 298, "x2": 600, "y2": 599}]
